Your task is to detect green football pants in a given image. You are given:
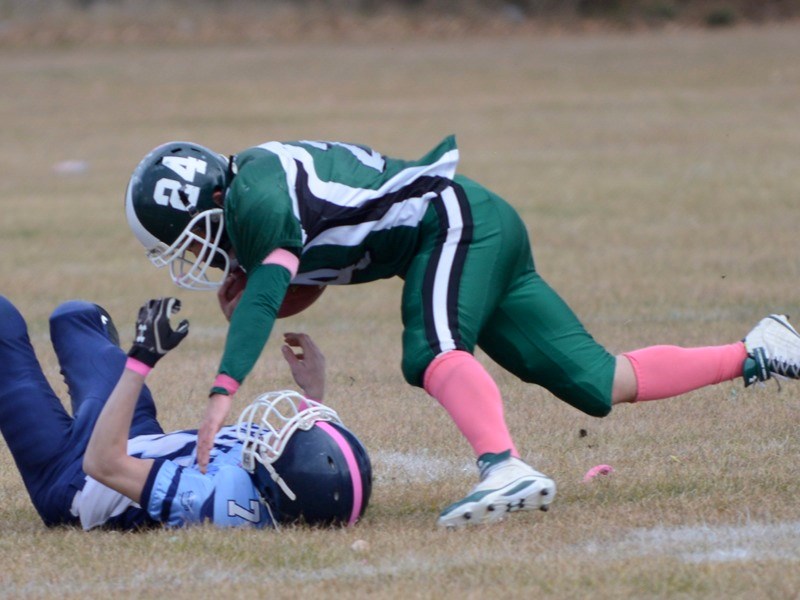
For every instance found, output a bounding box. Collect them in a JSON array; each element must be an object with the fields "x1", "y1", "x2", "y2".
[{"x1": 401, "y1": 175, "x2": 615, "y2": 417}]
